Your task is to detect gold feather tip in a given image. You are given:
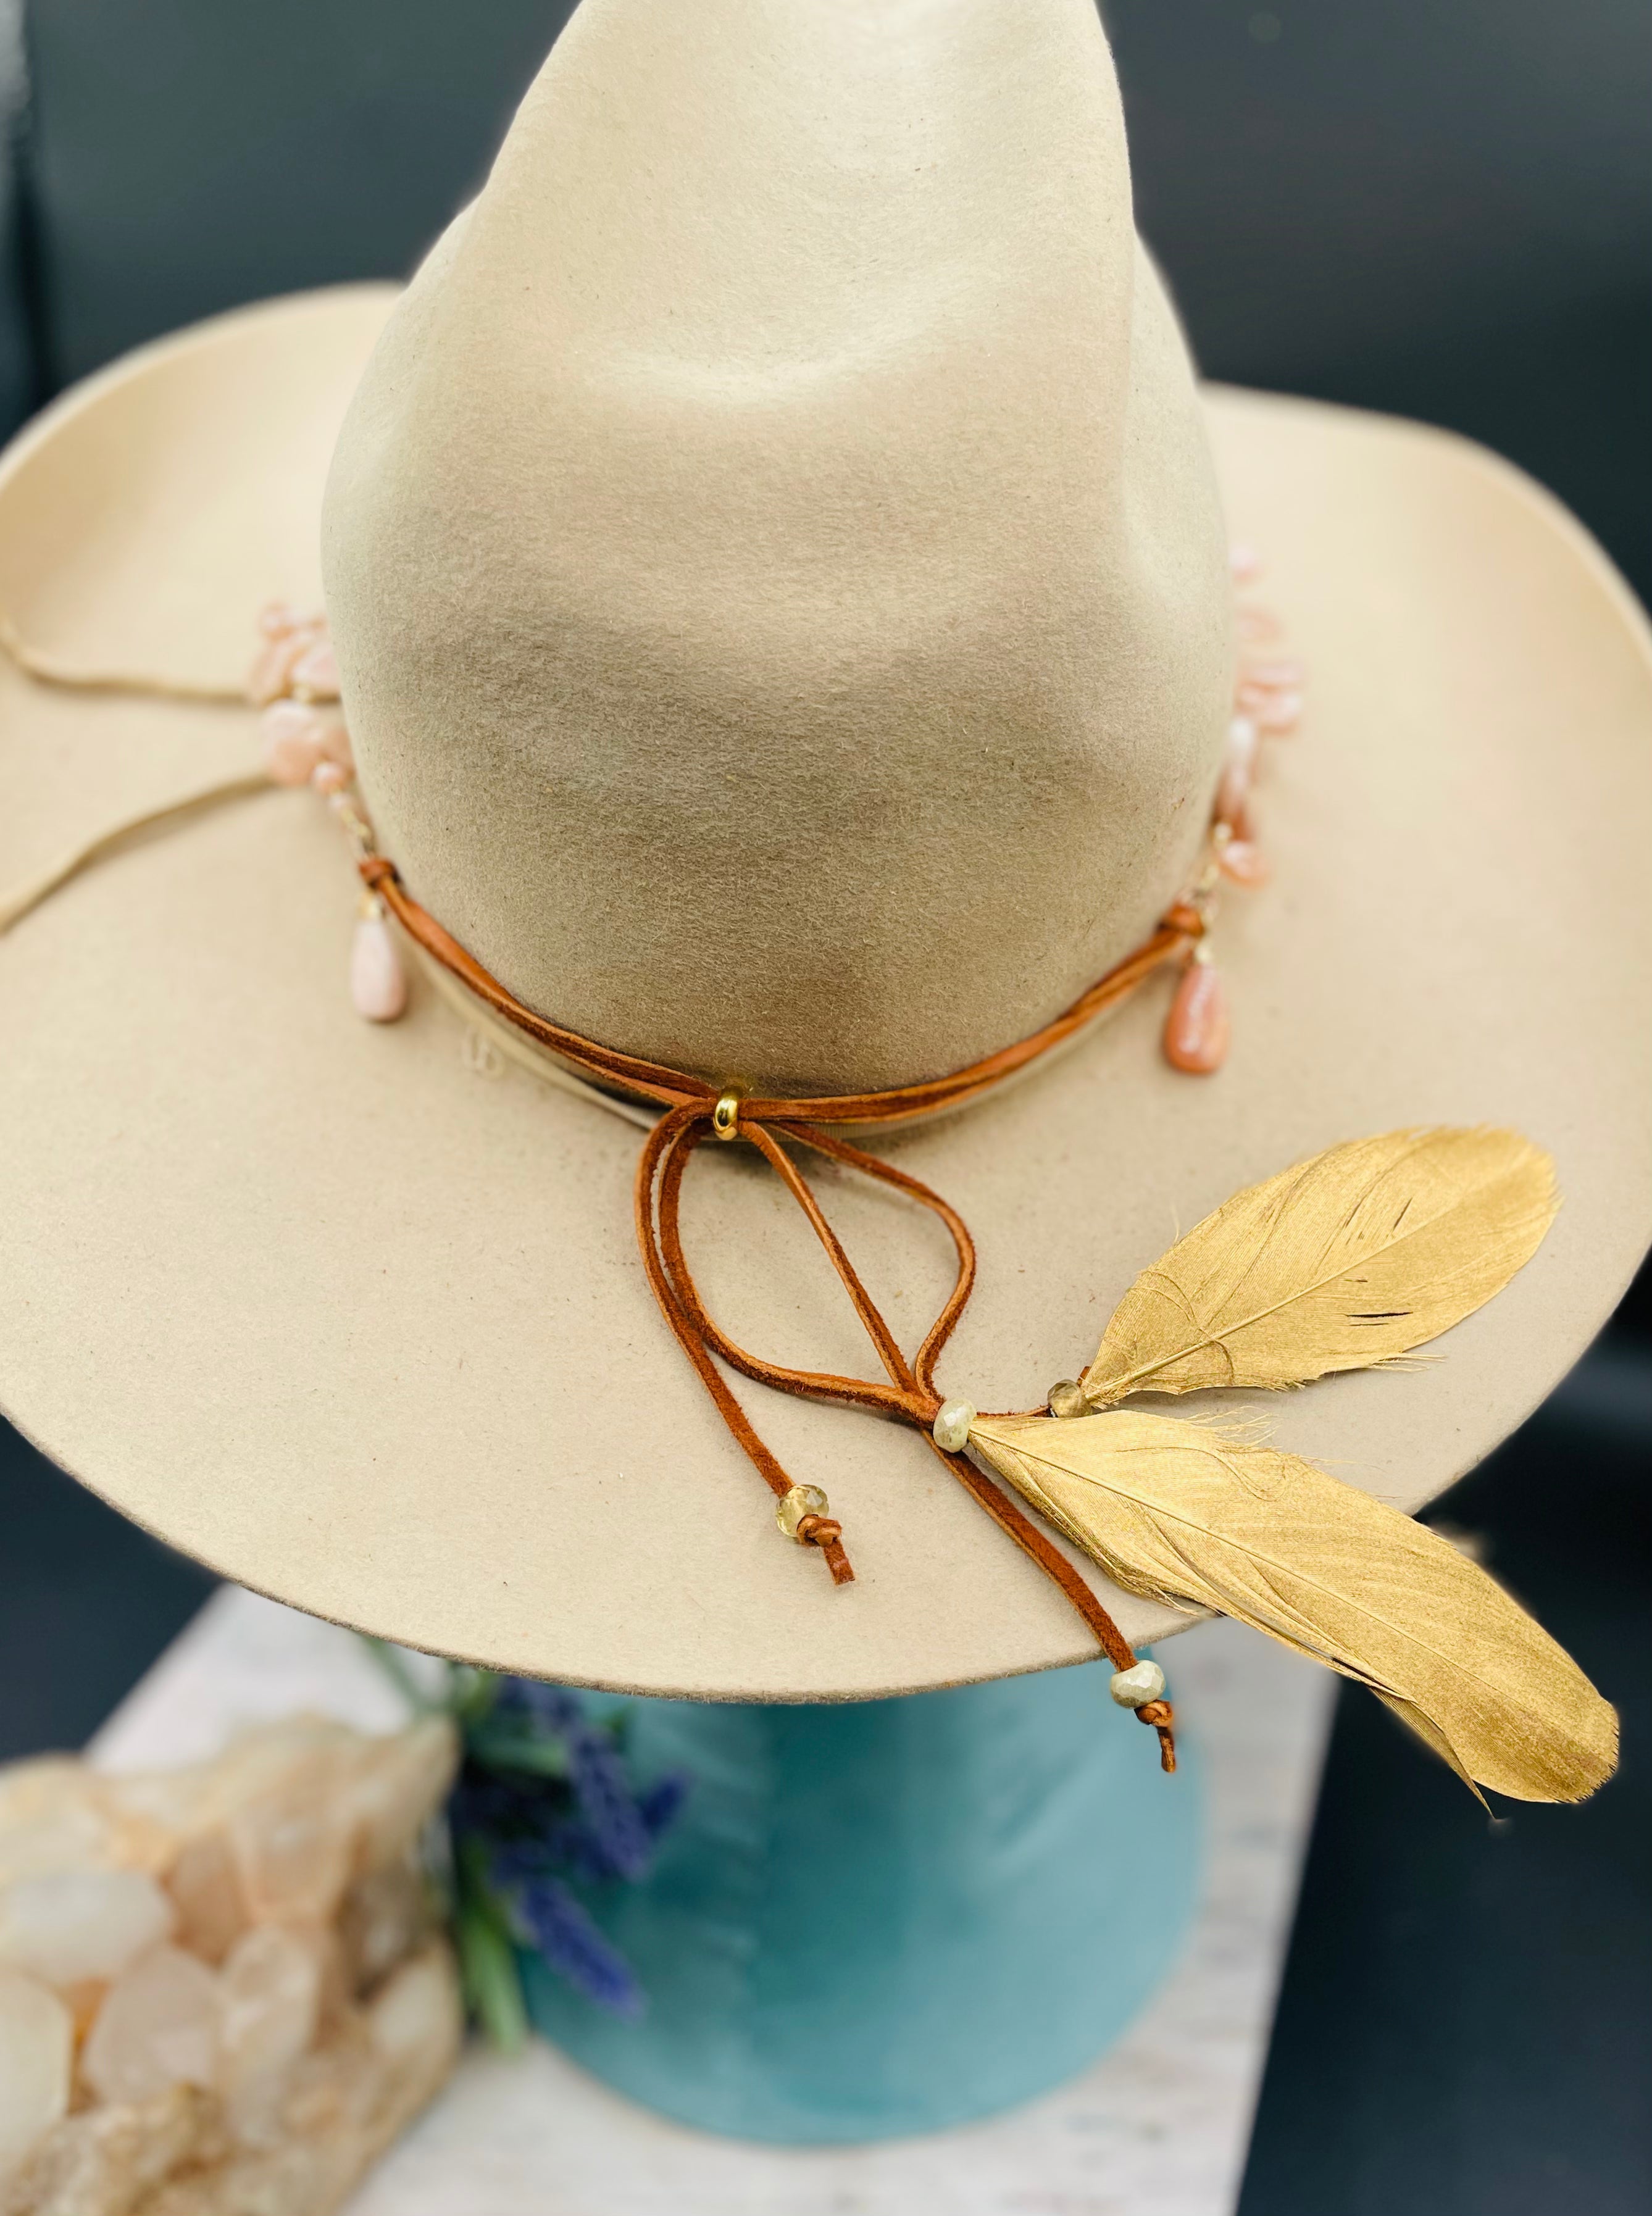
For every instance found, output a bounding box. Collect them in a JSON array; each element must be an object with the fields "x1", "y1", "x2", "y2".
[
  {"x1": 970, "y1": 1410, "x2": 1617, "y2": 1806},
  {"x1": 1082, "y1": 1127, "x2": 1558, "y2": 1407}
]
